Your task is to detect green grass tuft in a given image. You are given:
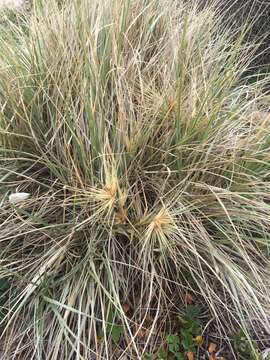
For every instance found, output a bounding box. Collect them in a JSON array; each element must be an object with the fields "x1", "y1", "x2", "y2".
[{"x1": 0, "y1": 0, "x2": 270, "y2": 358}]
